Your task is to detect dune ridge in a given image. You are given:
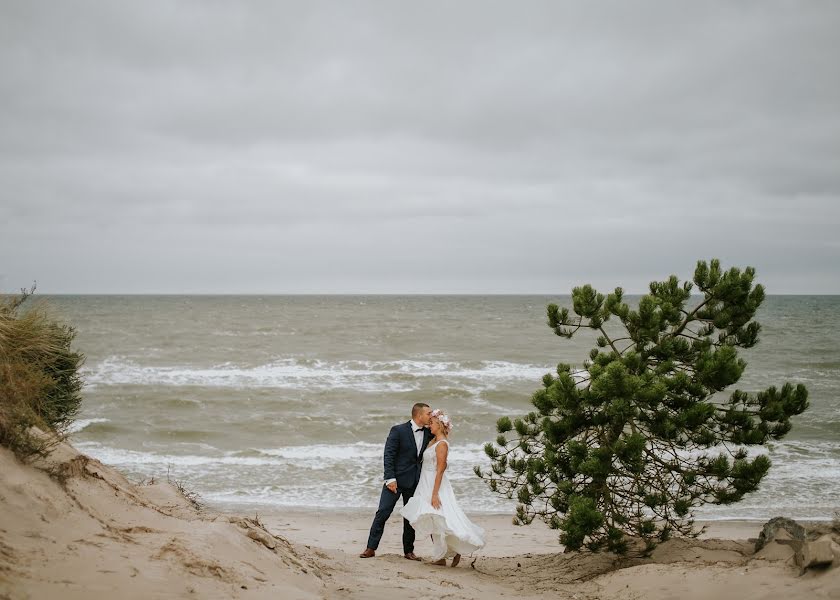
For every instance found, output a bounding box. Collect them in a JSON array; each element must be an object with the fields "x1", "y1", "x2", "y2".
[{"x1": 0, "y1": 437, "x2": 324, "y2": 599}]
